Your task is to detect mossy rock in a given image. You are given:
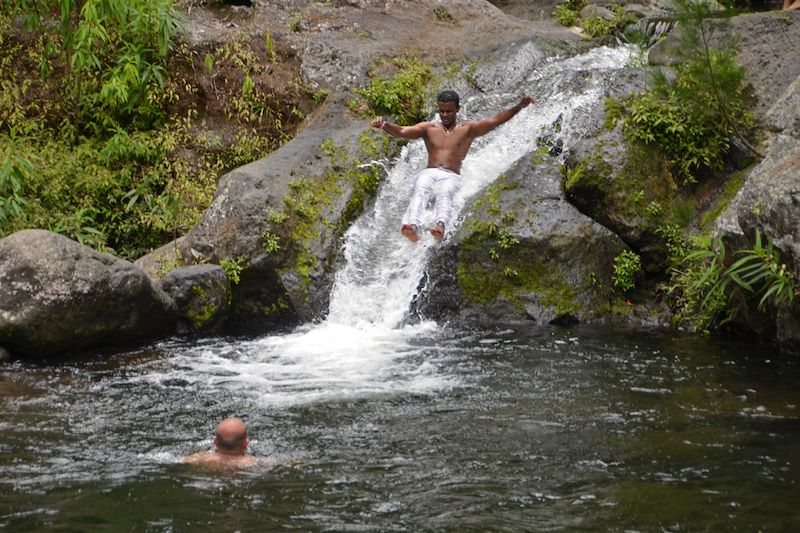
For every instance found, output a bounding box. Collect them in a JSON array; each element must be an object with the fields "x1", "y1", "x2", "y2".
[
  {"x1": 160, "y1": 264, "x2": 230, "y2": 334},
  {"x1": 417, "y1": 152, "x2": 630, "y2": 325}
]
